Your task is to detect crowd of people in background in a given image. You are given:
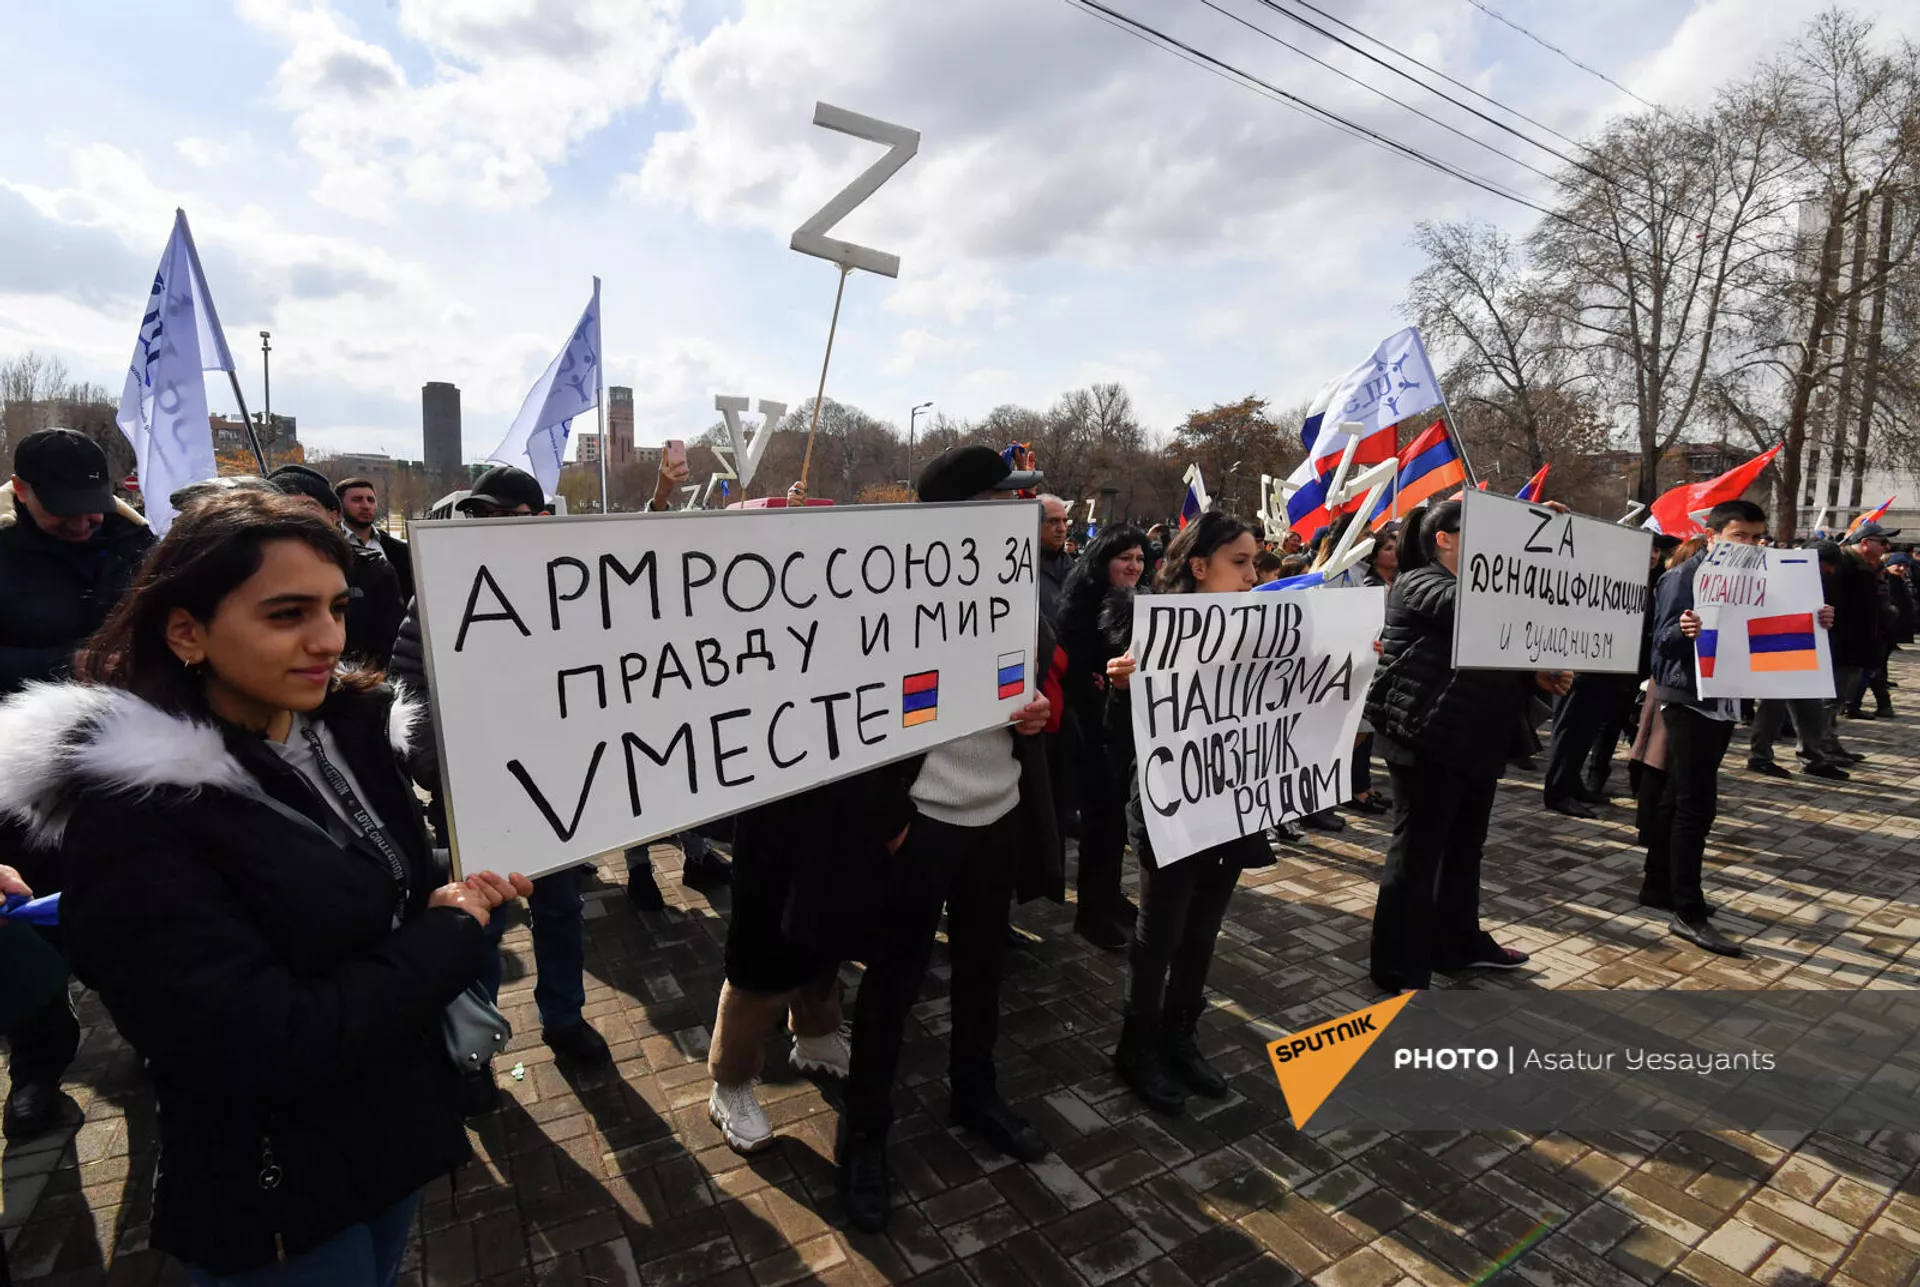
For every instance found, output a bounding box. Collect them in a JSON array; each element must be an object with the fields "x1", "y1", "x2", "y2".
[{"x1": 0, "y1": 424, "x2": 1910, "y2": 1283}]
